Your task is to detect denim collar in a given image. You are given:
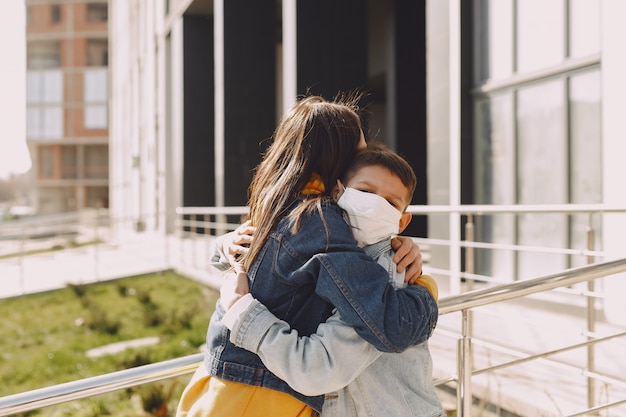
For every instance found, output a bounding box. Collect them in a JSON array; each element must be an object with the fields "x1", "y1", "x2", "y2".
[{"x1": 362, "y1": 237, "x2": 393, "y2": 260}]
